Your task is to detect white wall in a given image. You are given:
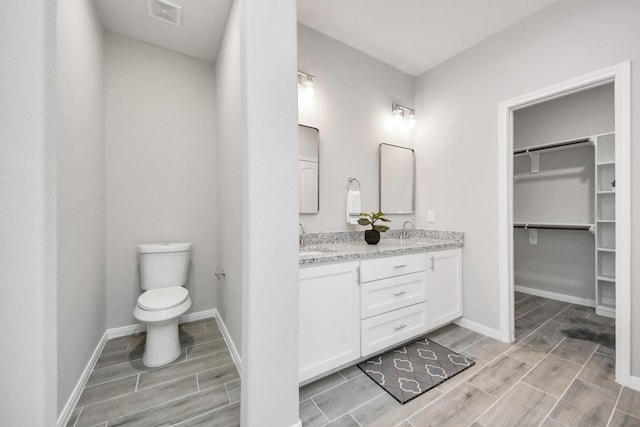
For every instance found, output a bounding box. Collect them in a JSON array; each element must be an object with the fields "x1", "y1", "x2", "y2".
[
  {"x1": 105, "y1": 33, "x2": 217, "y2": 328},
  {"x1": 215, "y1": 0, "x2": 244, "y2": 355},
  {"x1": 414, "y1": 0, "x2": 640, "y2": 374},
  {"x1": 297, "y1": 25, "x2": 415, "y2": 233},
  {"x1": 57, "y1": 0, "x2": 106, "y2": 414},
  {"x1": 0, "y1": 1, "x2": 57, "y2": 425}
]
